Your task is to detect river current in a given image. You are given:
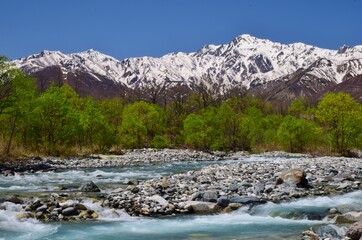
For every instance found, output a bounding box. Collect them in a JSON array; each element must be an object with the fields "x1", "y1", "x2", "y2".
[{"x1": 1, "y1": 155, "x2": 361, "y2": 240}]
